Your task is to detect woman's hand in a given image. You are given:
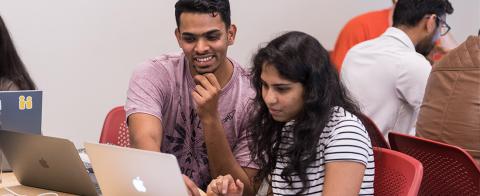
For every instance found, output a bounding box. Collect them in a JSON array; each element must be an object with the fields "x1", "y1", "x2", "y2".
[{"x1": 206, "y1": 174, "x2": 244, "y2": 196}]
